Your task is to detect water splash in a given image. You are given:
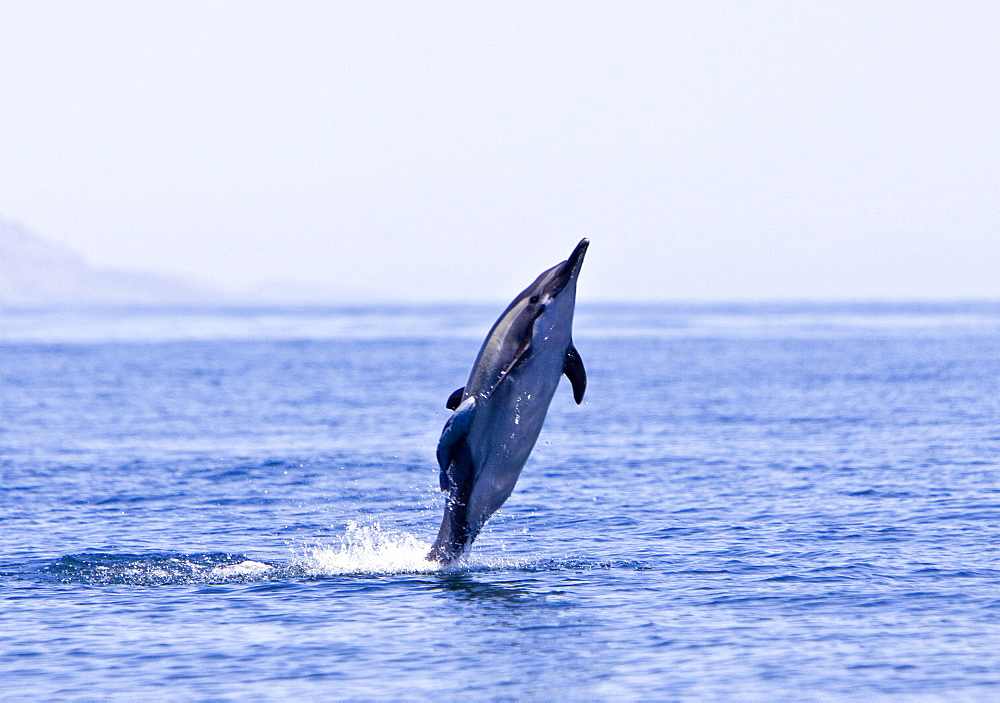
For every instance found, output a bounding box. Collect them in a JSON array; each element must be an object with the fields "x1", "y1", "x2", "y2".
[
  {"x1": 293, "y1": 523, "x2": 641, "y2": 575},
  {"x1": 295, "y1": 521, "x2": 440, "y2": 576}
]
